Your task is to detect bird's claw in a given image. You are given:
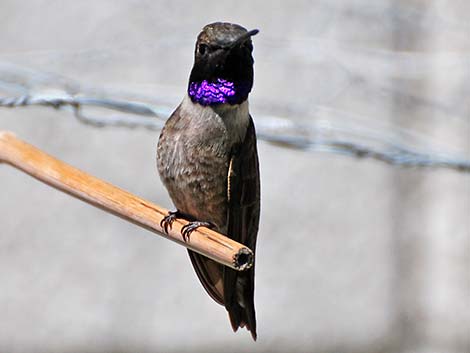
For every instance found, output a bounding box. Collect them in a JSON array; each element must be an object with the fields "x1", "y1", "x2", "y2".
[
  {"x1": 181, "y1": 221, "x2": 215, "y2": 242},
  {"x1": 160, "y1": 211, "x2": 180, "y2": 234}
]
